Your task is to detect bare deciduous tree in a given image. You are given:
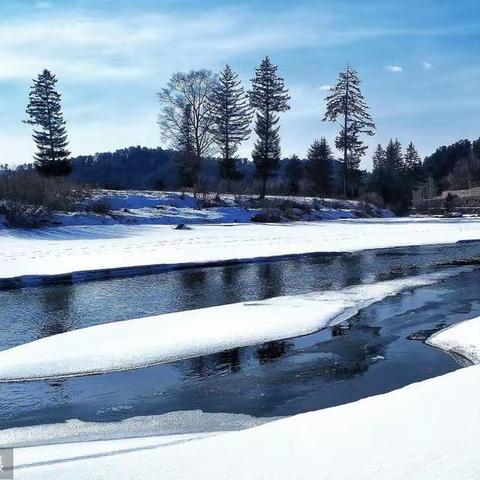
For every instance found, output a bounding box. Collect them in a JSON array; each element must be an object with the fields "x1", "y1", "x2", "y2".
[{"x1": 158, "y1": 70, "x2": 217, "y2": 187}]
